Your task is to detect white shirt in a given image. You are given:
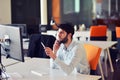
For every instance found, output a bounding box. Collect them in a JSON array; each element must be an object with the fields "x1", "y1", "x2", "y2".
[{"x1": 51, "y1": 40, "x2": 90, "y2": 75}]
